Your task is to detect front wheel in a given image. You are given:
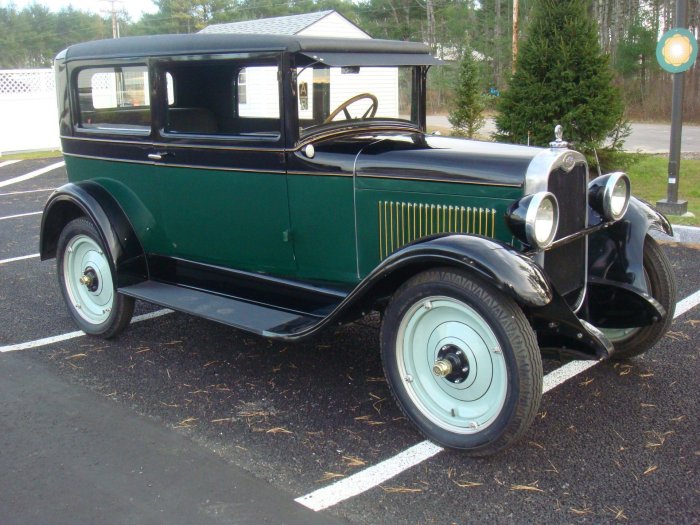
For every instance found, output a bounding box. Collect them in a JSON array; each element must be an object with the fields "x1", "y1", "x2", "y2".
[
  {"x1": 380, "y1": 269, "x2": 542, "y2": 456},
  {"x1": 57, "y1": 218, "x2": 134, "y2": 338}
]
